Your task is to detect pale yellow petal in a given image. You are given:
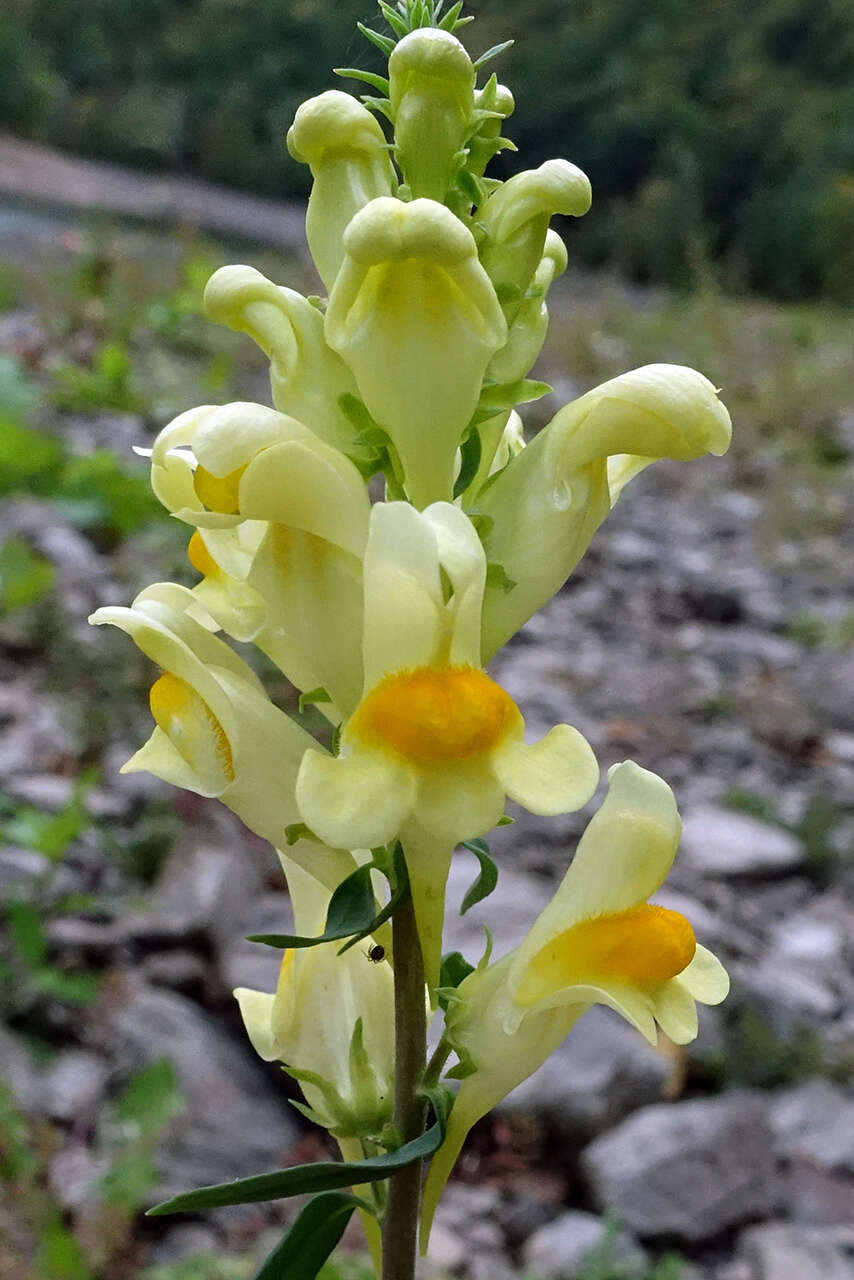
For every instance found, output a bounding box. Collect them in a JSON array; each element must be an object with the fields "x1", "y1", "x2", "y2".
[
  {"x1": 234, "y1": 987, "x2": 280, "y2": 1061},
  {"x1": 679, "y1": 943, "x2": 730, "y2": 1005},
  {"x1": 415, "y1": 762, "x2": 505, "y2": 844},
  {"x1": 296, "y1": 748, "x2": 416, "y2": 850},
  {"x1": 362, "y1": 503, "x2": 444, "y2": 688},
  {"x1": 492, "y1": 723, "x2": 599, "y2": 815},
  {"x1": 652, "y1": 980, "x2": 699, "y2": 1045}
]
